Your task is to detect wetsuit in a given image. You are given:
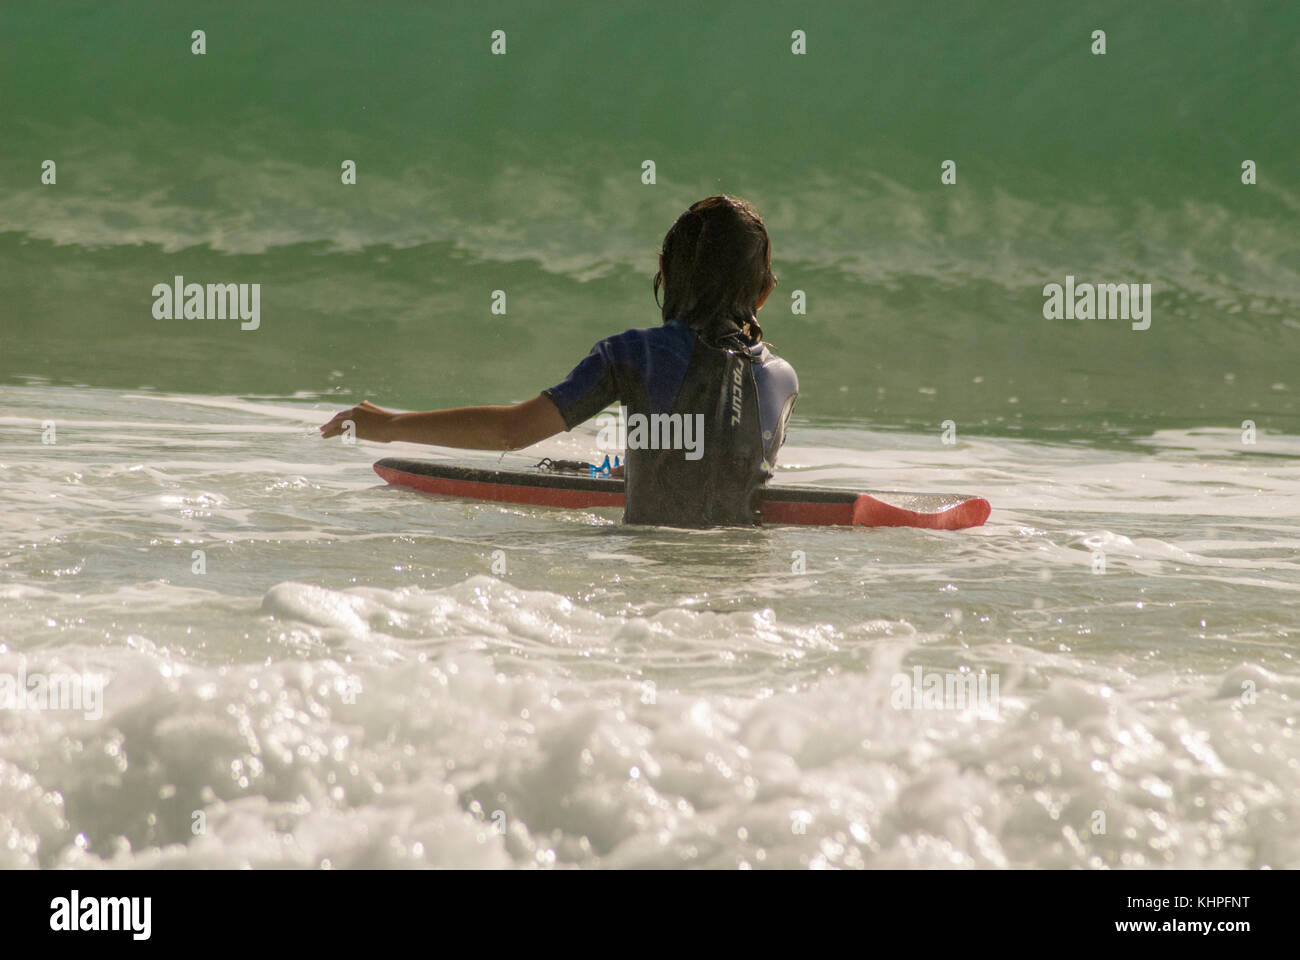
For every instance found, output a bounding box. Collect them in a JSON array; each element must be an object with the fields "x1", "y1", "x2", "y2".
[{"x1": 542, "y1": 318, "x2": 799, "y2": 527}]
